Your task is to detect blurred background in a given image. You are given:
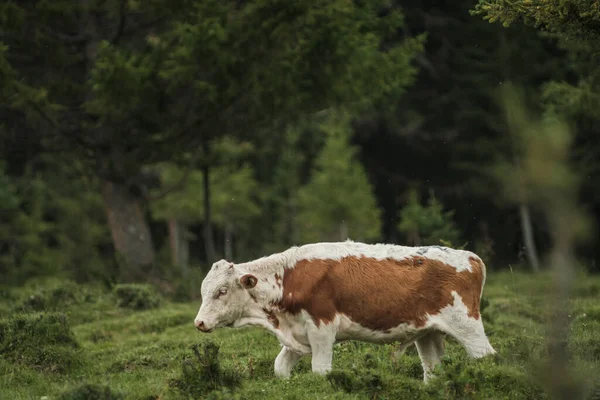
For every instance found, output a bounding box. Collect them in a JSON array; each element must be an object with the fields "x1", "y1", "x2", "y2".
[{"x1": 1, "y1": 0, "x2": 598, "y2": 291}]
